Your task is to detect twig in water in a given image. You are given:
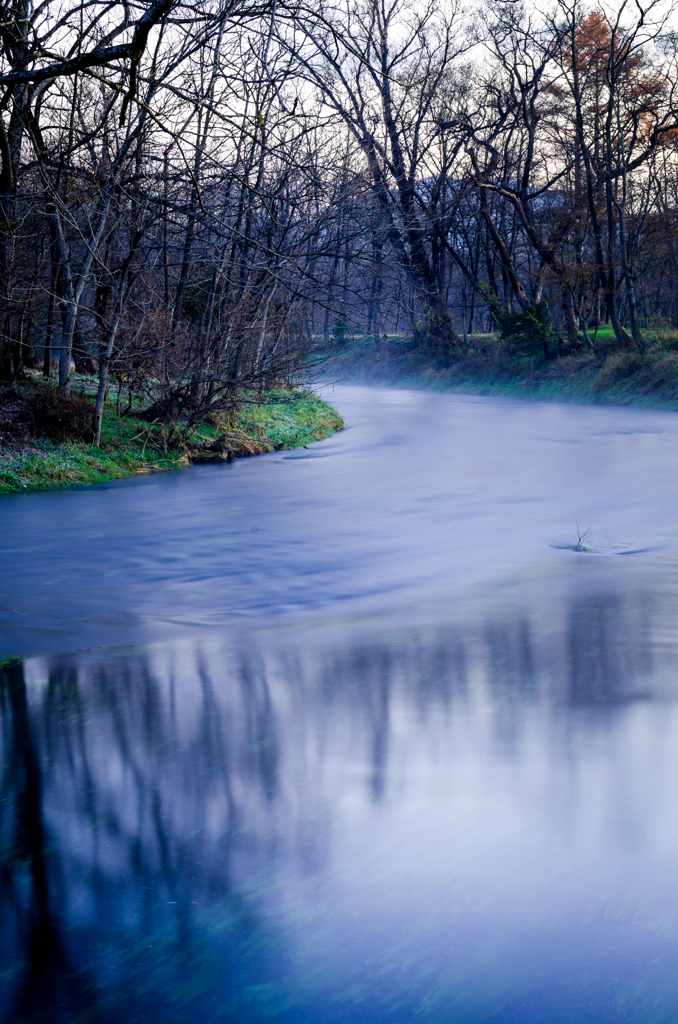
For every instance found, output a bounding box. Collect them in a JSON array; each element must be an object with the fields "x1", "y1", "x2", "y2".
[{"x1": 574, "y1": 521, "x2": 596, "y2": 552}]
